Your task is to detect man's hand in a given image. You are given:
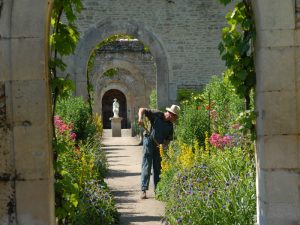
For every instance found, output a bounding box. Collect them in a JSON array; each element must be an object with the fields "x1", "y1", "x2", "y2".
[
  {"x1": 138, "y1": 108, "x2": 146, "y2": 127},
  {"x1": 138, "y1": 120, "x2": 144, "y2": 127}
]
